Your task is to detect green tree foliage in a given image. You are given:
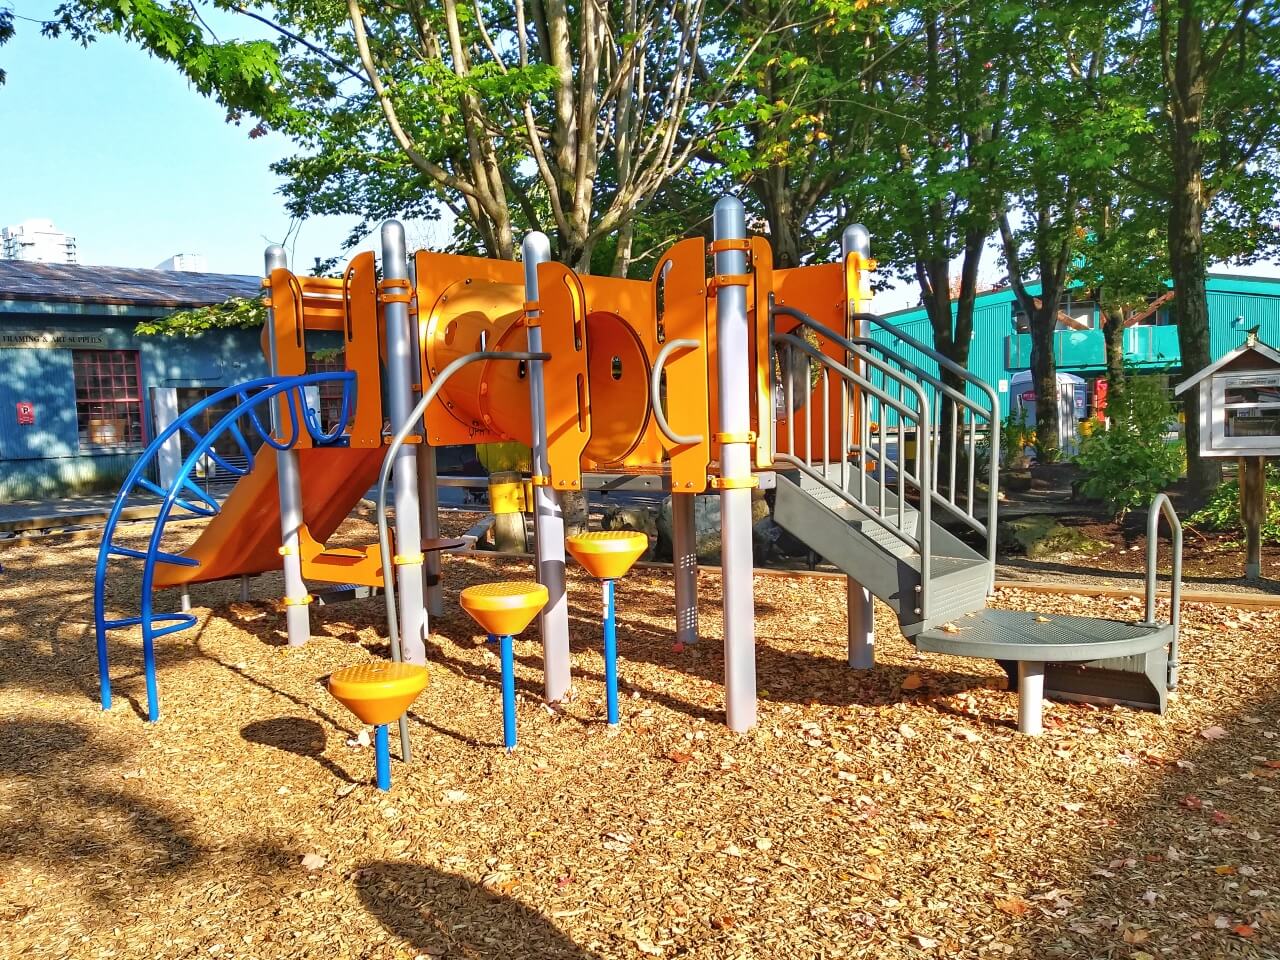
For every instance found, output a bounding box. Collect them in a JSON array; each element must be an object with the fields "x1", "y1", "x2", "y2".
[
  {"x1": 0, "y1": 6, "x2": 14, "y2": 85},
  {"x1": 134, "y1": 297, "x2": 266, "y2": 337},
  {"x1": 46, "y1": 0, "x2": 733, "y2": 274},
  {"x1": 1076, "y1": 372, "x2": 1183, "y2": 517}
]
